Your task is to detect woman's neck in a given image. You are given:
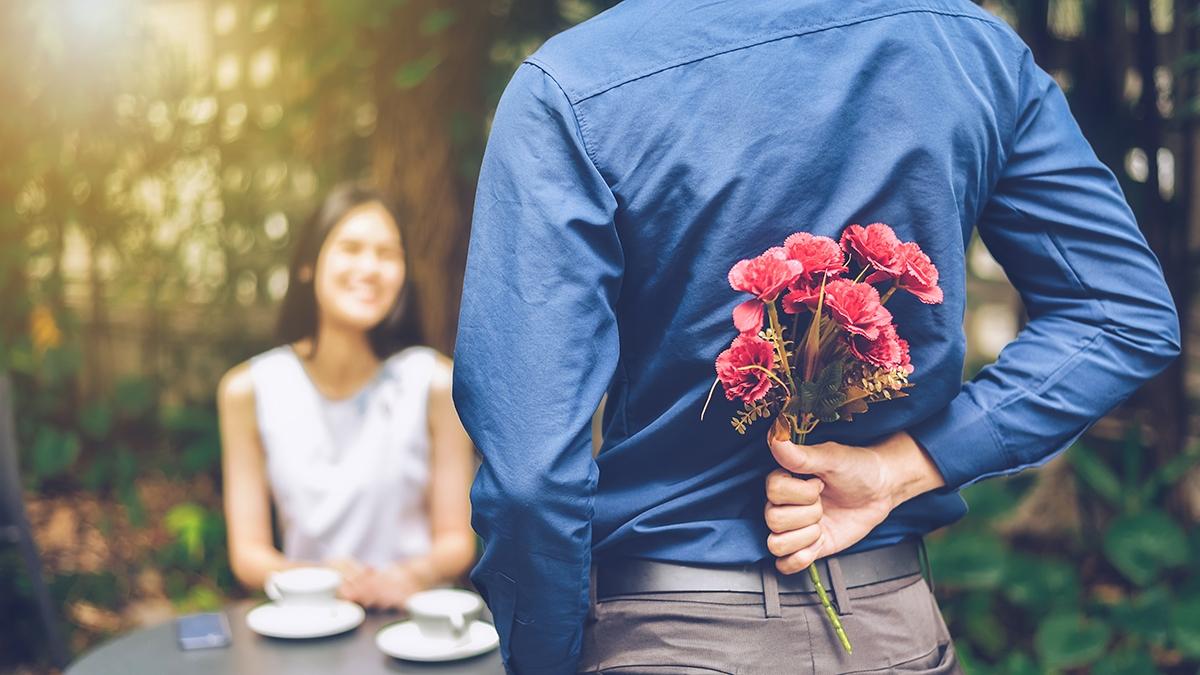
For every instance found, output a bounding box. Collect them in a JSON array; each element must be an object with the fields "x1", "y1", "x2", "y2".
[{"x1": 292, "y1": 323, "x2": 382, "y2": 400}]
